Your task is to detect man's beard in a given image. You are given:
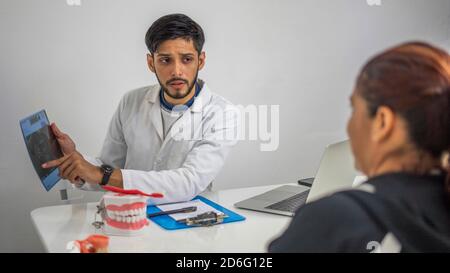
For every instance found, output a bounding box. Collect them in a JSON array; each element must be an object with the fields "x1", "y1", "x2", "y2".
[{"x1": 156, "y1": 69, "x2": 199, "y2": 100}]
